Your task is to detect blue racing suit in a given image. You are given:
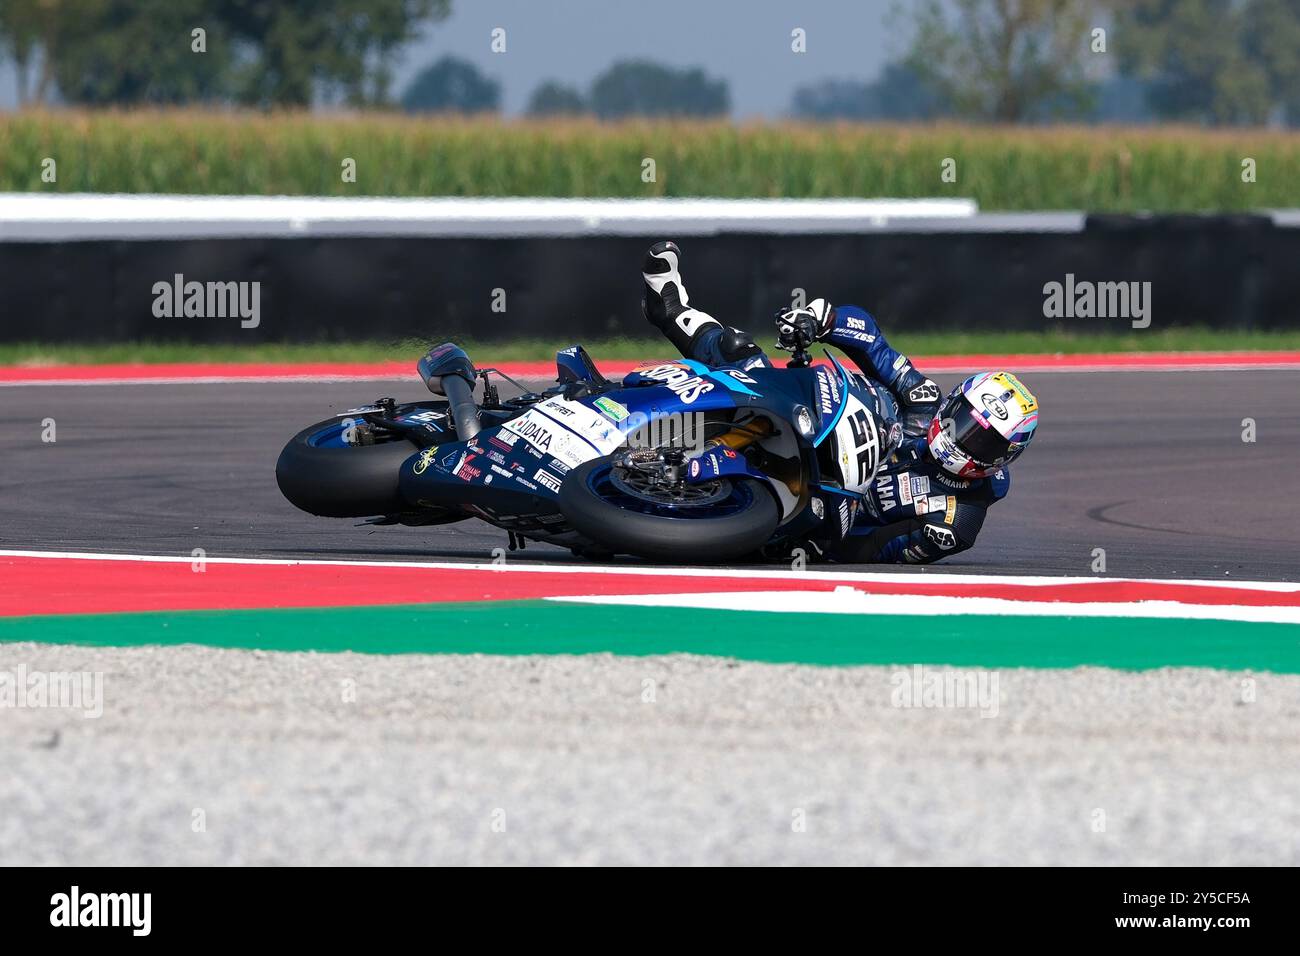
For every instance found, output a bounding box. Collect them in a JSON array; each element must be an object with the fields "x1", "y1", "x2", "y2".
[{"x1": 654, "y1": 302, "x2": 1009, "y2": 564}]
